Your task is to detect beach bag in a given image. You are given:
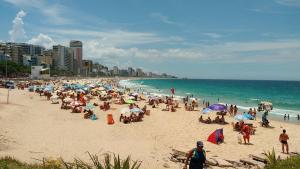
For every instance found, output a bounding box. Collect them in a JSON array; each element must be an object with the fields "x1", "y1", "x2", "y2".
[
  {"x1": 107, "y1": 114, "x2": 114, "y2": 125},
  {"x1": 237, "y1": 133, "x2": 243, "y2": 144}
]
